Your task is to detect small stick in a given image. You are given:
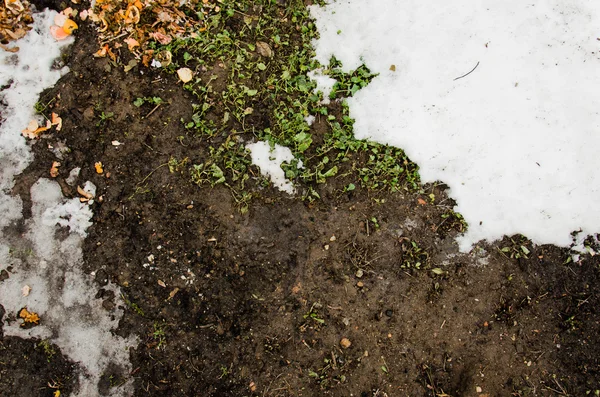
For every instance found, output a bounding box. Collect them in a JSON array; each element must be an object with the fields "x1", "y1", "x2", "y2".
[
  {"x1": 454, "y1": 61, "x2": 480, "y2": 81},
  {"x1": 144, "y1": 103, "x2": 161, "y2": 118},
  {"x1": 100, "y1": 32, "x2": 128, "y2": 45}
]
